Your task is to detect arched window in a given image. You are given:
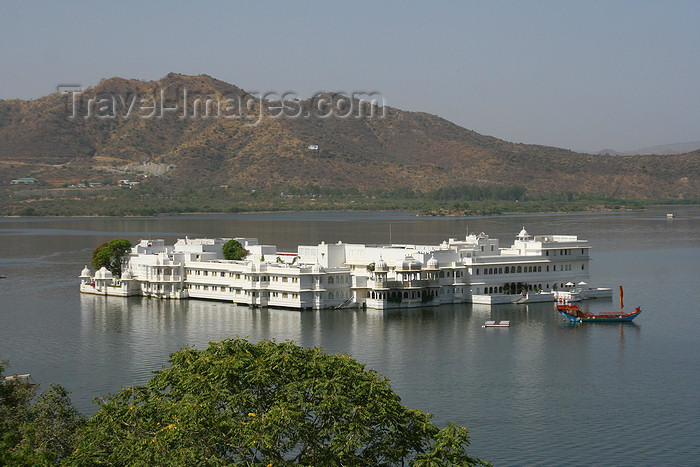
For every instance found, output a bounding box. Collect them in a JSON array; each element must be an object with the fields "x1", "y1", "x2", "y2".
[
  {"x1": 498, "y1": 268, "x2": 502, "y2": 274},
  {"x1": 328, "y1": 276, "x2": 334, "y2": 284},
  {"x1": 404, "y1": 292, "x2": 409, "y2": 298},
  {"x1": 538, "y1": 266, "x2": 541, "y2": 272},
  {"x1": 328, "y1": 292, "x2": 334, "y2": 299},
  {"x1": 505, "y1": 266, "x2": 510, "y2": 273},
  {"x1": 499, "y1": 286, "x2": 503, "y2": 293},
  {"x1": 517, "y1": 266, "x2": 522, "y2": 273}
]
